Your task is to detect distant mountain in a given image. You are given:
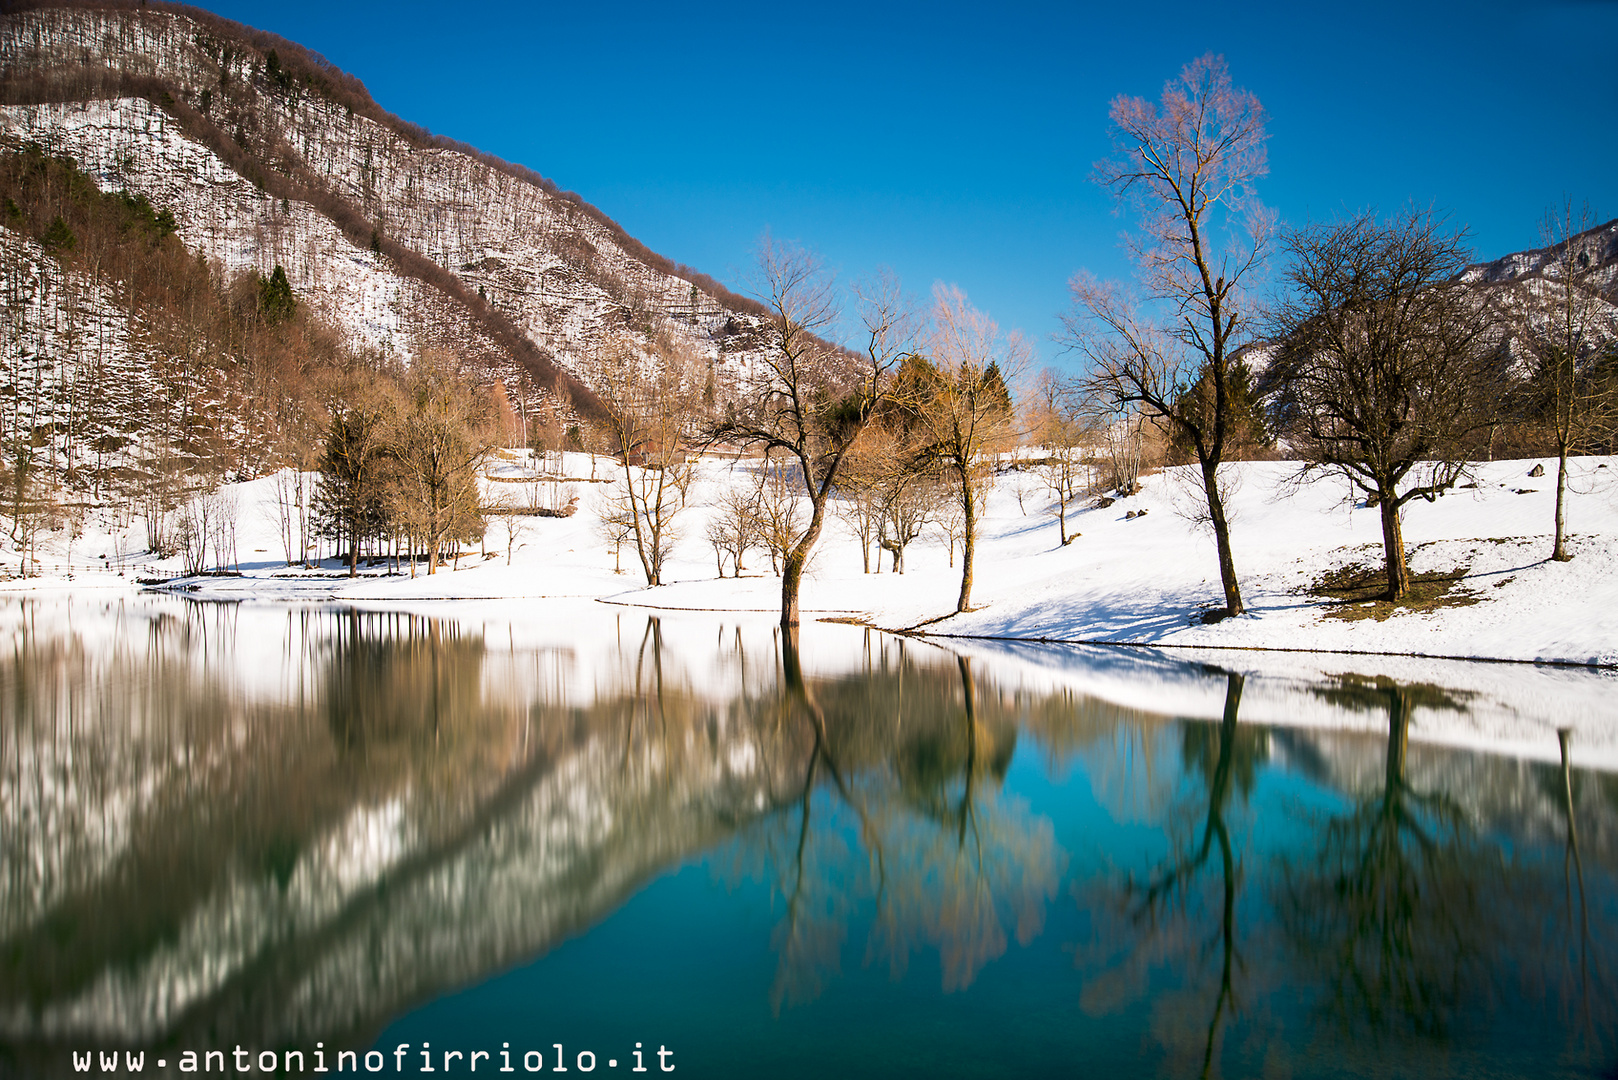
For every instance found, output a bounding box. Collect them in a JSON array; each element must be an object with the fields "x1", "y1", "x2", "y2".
[
  {"x1": 1463, "y1": 217, "x2": 1618, "y2": 376},
  {"x1": 0, "y1": 0, "x2": 774, "y2": 419},
  {"x1": 1463, "y1": 216, "x2": 1618, "y2": 289}
]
